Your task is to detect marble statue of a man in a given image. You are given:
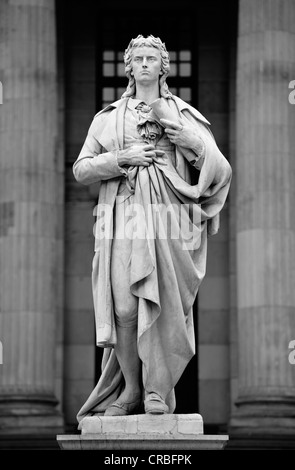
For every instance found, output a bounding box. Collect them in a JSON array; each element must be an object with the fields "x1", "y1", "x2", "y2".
[{"x1": 73, "y1": 35, "x2": 232, "y2": 420}]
